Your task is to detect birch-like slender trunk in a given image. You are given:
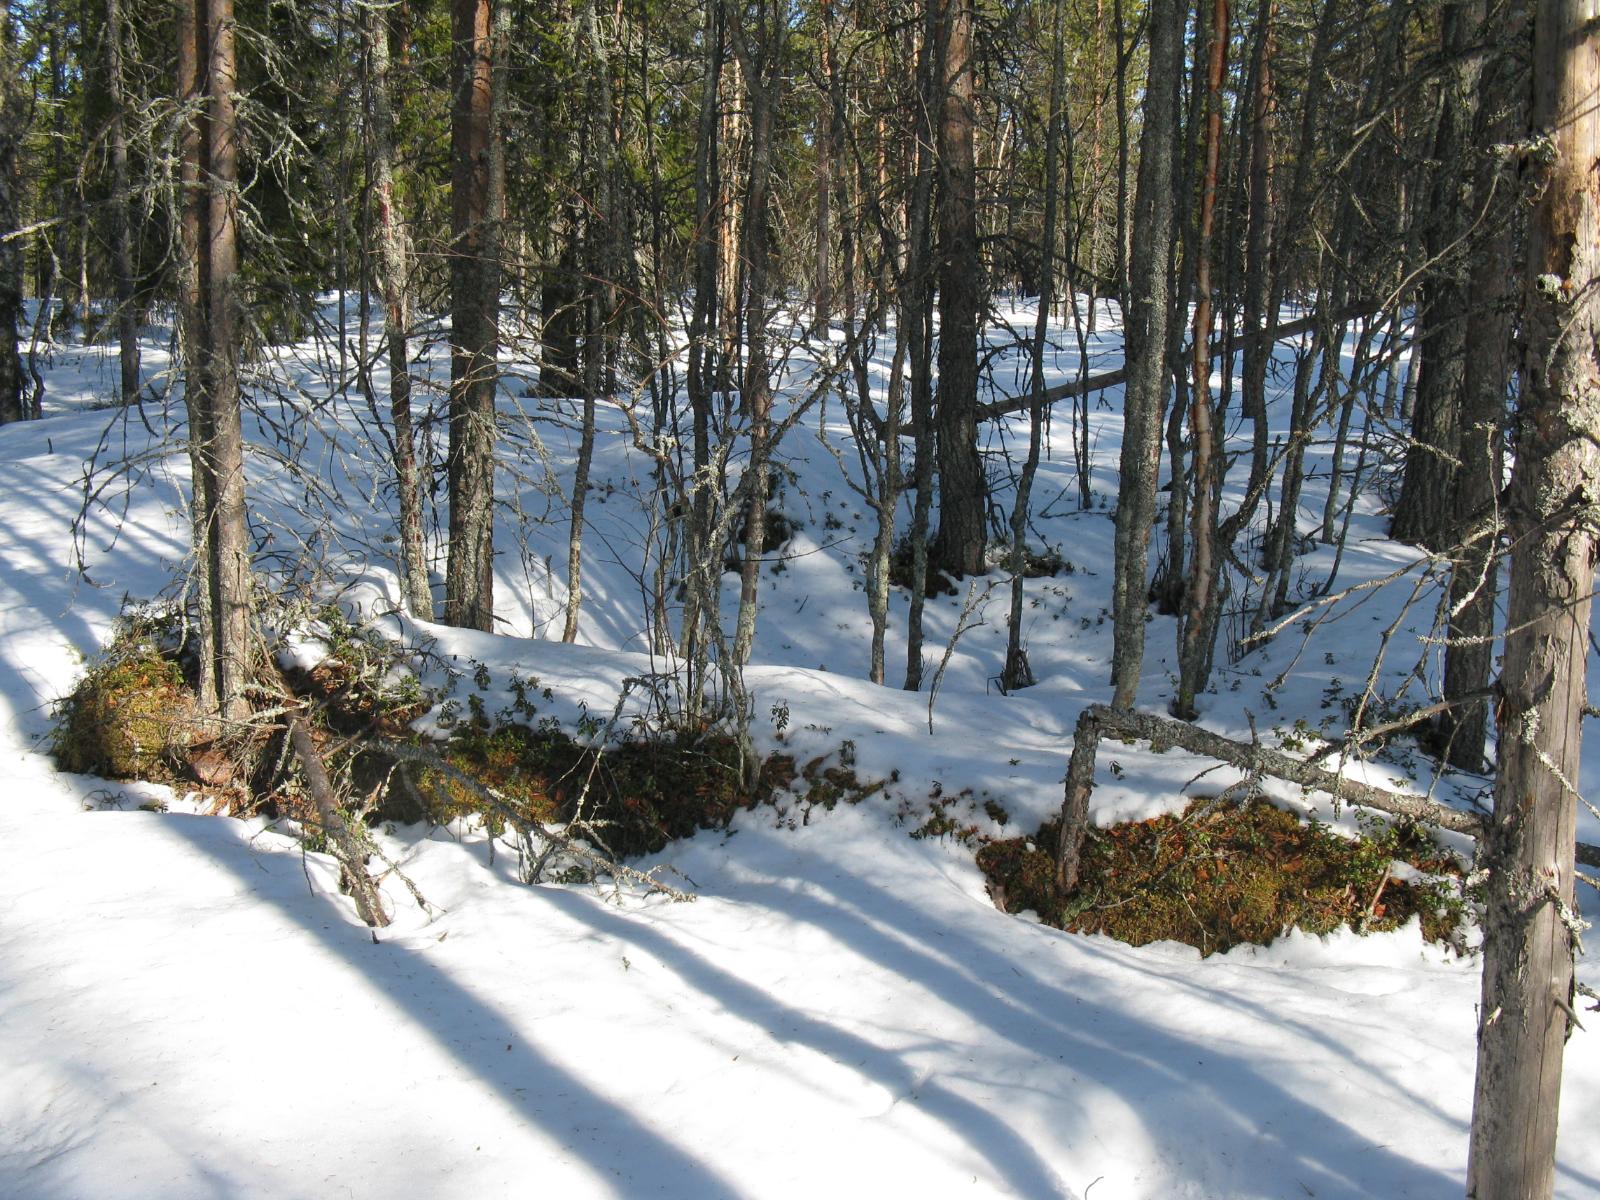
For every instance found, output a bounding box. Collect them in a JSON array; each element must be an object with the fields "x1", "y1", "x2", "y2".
[
  {"x1": 106, "y1": 0, "x2": 140, "y2": 403},
  {"x1": 364, "y1": 3, "x2": 433, "y2": 621}
]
